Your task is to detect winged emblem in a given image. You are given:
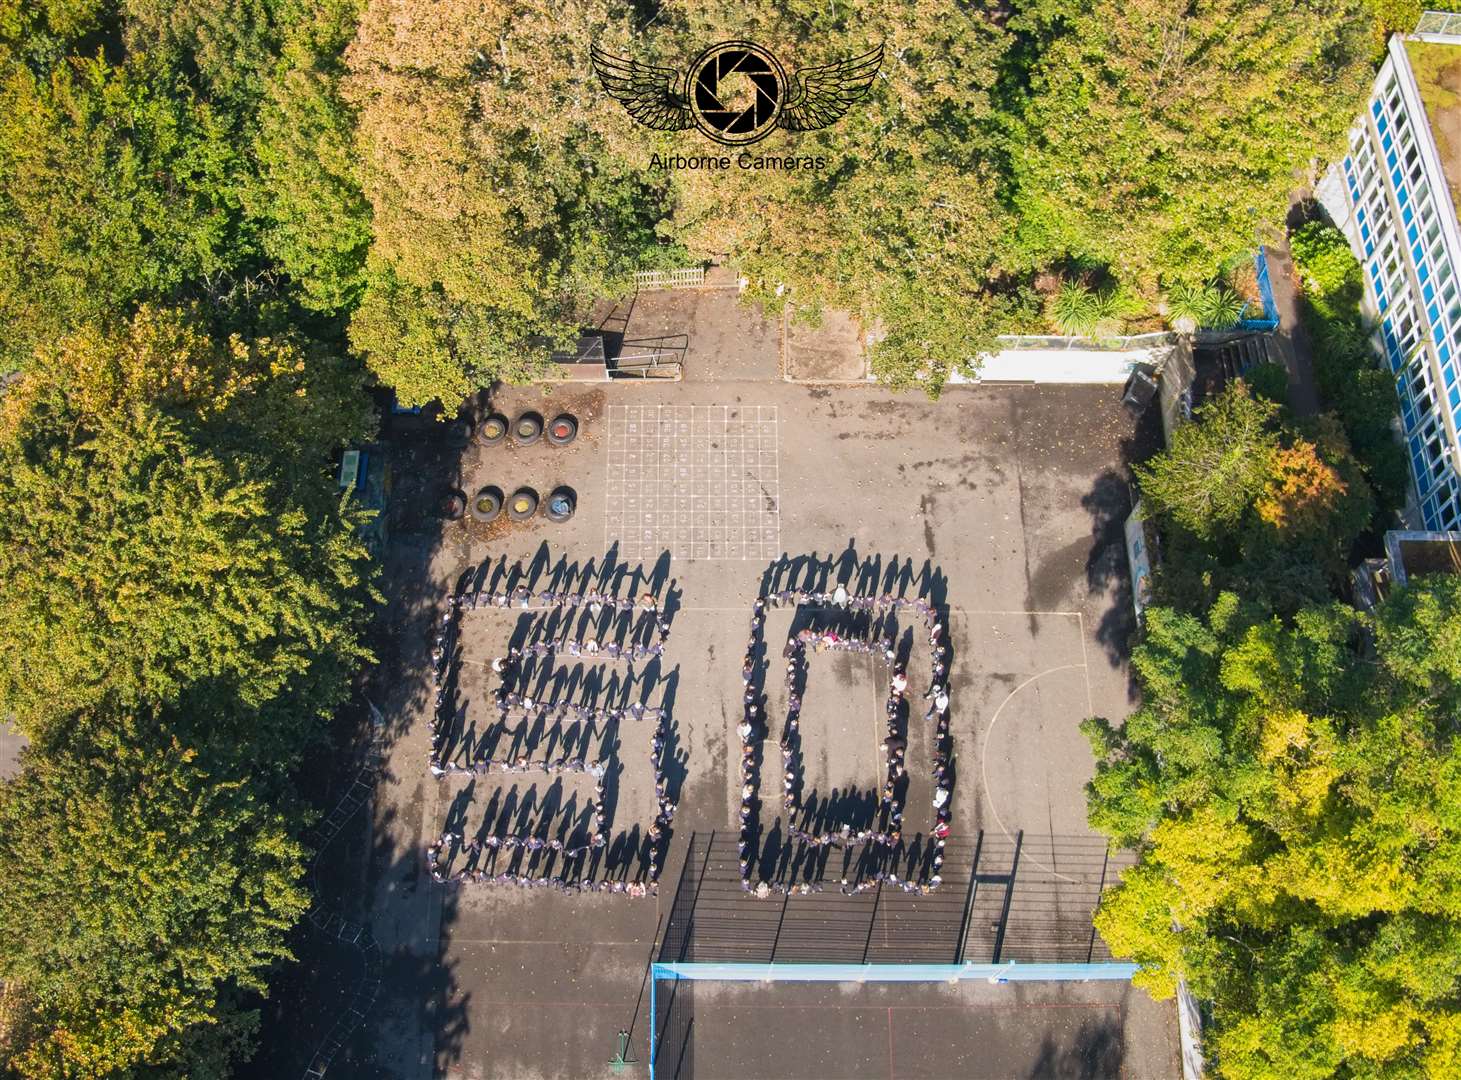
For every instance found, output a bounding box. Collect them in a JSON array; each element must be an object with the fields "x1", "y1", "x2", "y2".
[
  {"x1": 780, "y1": 45, "x2": 884, "y2": 131},
  {"x1": 588, "y1": 46, "x2": 694, "y2": 131},
  {"x1": 590, "y1": 42, "x2": 884, "y2": 143}
]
